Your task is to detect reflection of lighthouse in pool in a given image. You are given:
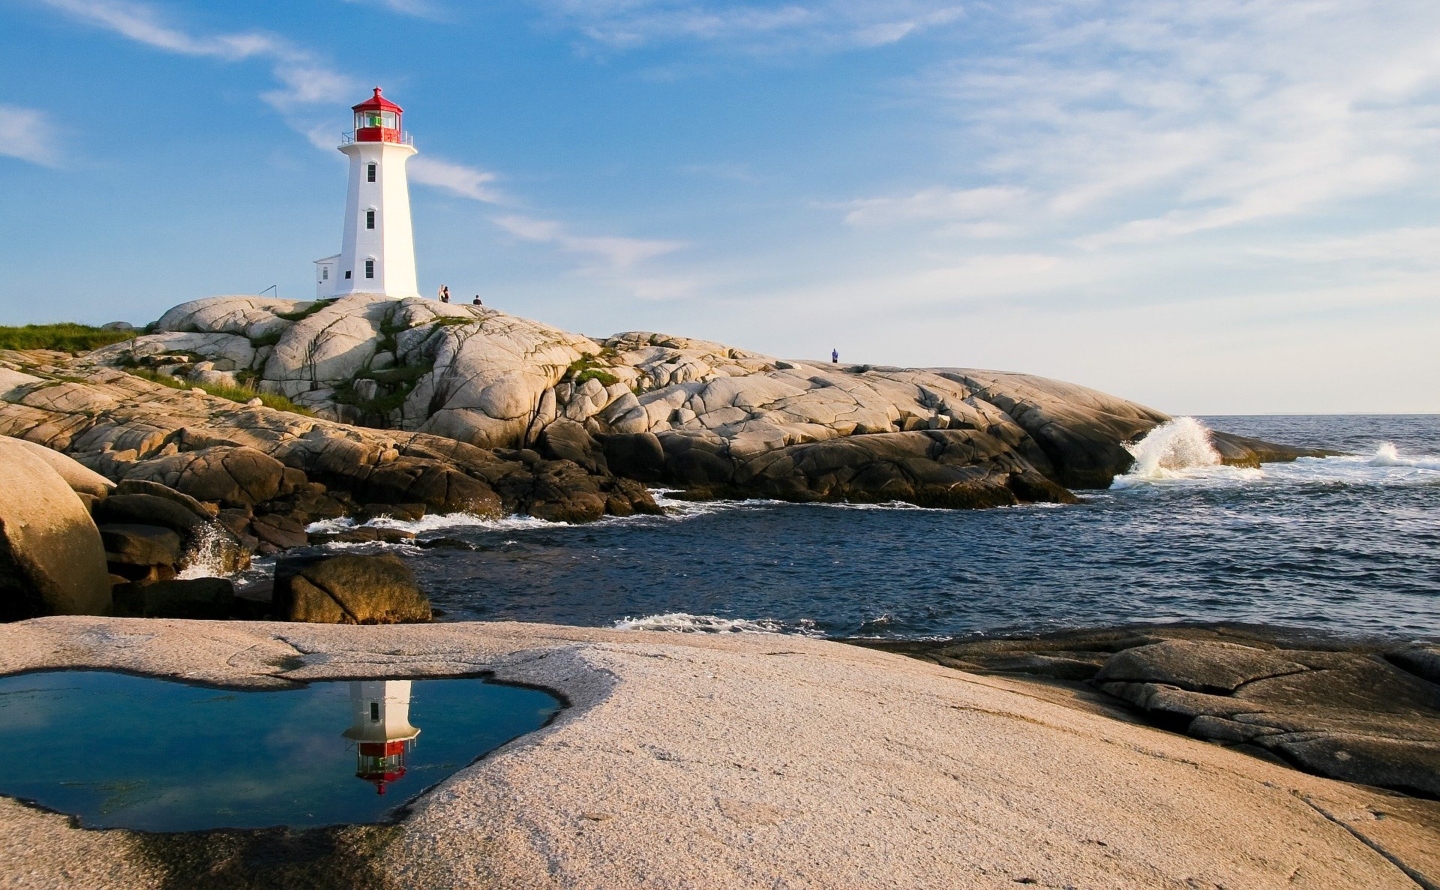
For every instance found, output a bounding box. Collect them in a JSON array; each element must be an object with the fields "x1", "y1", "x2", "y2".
[{"x1": 343, "y1": 680, "x2": 421, "y2": 795}]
